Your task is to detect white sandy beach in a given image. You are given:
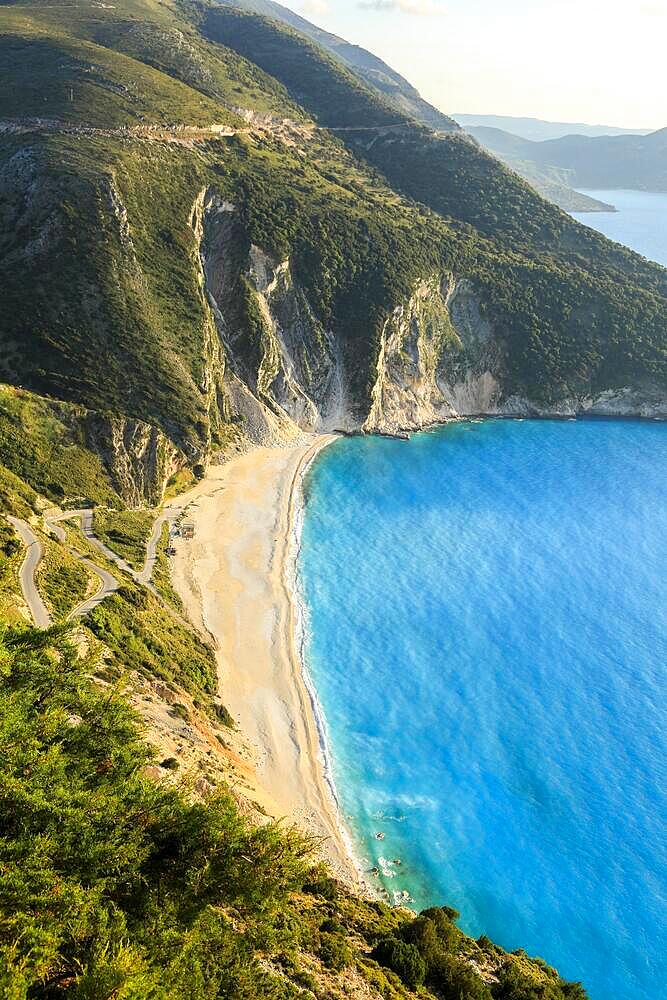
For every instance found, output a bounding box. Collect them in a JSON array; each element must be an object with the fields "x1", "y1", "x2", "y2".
[{"x1": 171, "y1": 435, "x2": 365, "y2": 887}]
